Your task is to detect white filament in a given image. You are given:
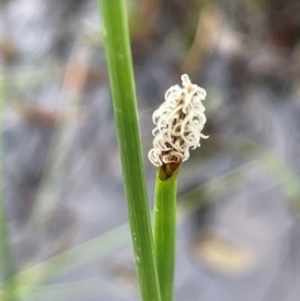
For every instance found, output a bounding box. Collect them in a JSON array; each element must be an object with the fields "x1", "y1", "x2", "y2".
[{"x1": 148, "y1": 74, "x2": 208, "y2": 167}]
